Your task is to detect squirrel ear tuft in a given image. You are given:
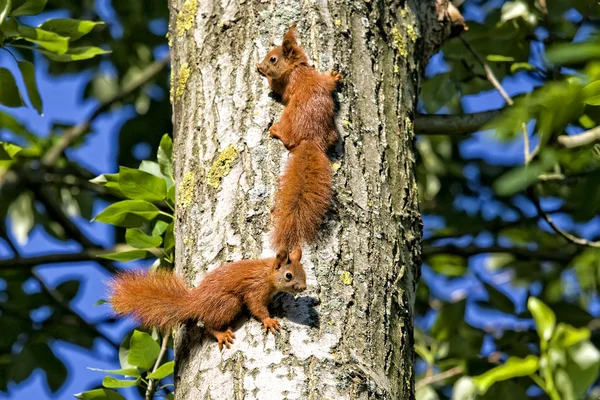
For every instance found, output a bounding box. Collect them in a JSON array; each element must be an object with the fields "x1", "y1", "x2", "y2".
[
  {"x1": 290, "y1": 247, "x2": 302, "y2": 262},
  {"x1": 282, "y1": 24, "x2": 298, "y2": 57},
  {"x1": 275, "y1": 250, "x2": 289, "y2": 269}
]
